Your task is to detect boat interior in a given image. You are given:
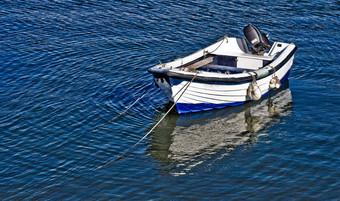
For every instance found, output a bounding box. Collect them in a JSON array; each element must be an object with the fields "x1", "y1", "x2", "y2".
[
  {"x1": 179, "y1": 48, "x2": 283, "y2": 74},
  {"x1": 178, "y1": 24, "x2": 284, "y2": 74}
]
